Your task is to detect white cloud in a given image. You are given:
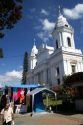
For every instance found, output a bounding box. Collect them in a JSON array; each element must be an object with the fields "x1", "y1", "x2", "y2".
[
  {"x1": 6, "y1": 70, "x2": 22, "y2": 79},
  {"x1": 63, "y1": 4, "x2": 83, "y2": 20},
  {"x1": 0, "y1": 75, "x2": 12, "y2": 82},
  {"x1": 37, "y1": 32, "x2": 44, "y2": 39},
  {"x1": 37, "y1": 18, "x2": 54, "y2": 42},
  {"x1": 42, "y1": 18, "x2": 55, "y2": 31},
  {"x1": 0, "y1": 70, "x2": 22, "y2": 85},
  {"x1": 37, "y1": 31, "x2": 52, "y2": 42},
  {"x1": 41, "y1": 9, "x2": 49, "y2": 15}
]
